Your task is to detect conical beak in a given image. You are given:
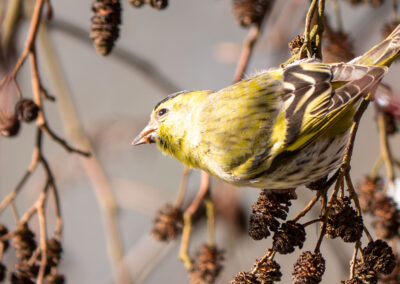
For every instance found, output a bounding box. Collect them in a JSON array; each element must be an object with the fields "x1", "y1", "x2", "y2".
[{"x1": 132, "y1": 124, "x2": 157, "y2": 146}]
